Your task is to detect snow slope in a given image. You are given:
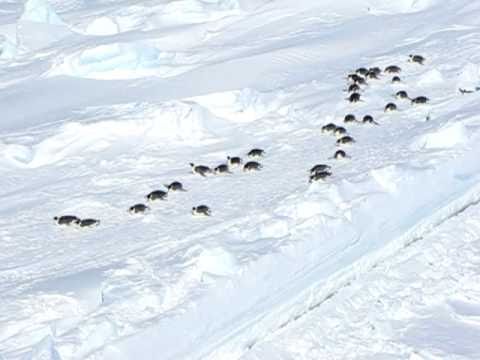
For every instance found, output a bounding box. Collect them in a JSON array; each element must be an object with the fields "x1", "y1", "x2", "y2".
[
  {"x1": 242, "y1": 187, "x2": 480, "y2": 360},
  {"x1": 1, "y1": 0, "x2": 480, "y2": 359}
]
